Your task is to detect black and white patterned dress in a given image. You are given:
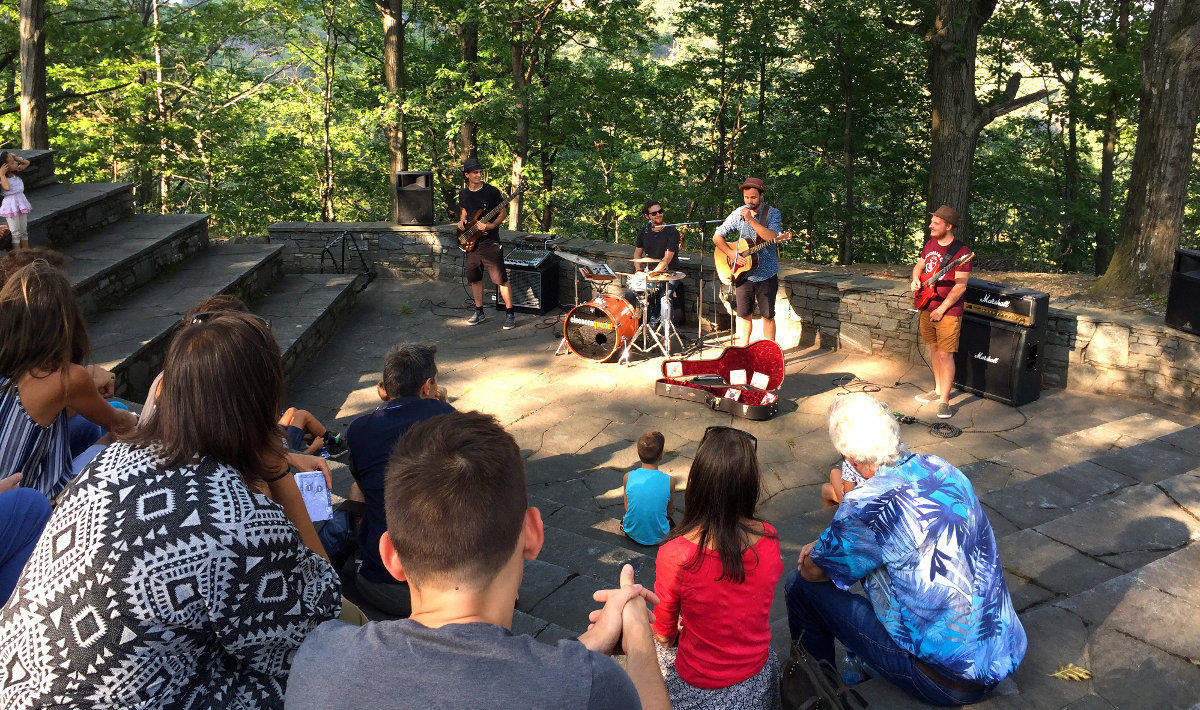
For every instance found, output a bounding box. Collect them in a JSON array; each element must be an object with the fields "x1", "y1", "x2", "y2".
[{"x1": 0, "y1": 442, "x2": 340, "y2": 709}]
